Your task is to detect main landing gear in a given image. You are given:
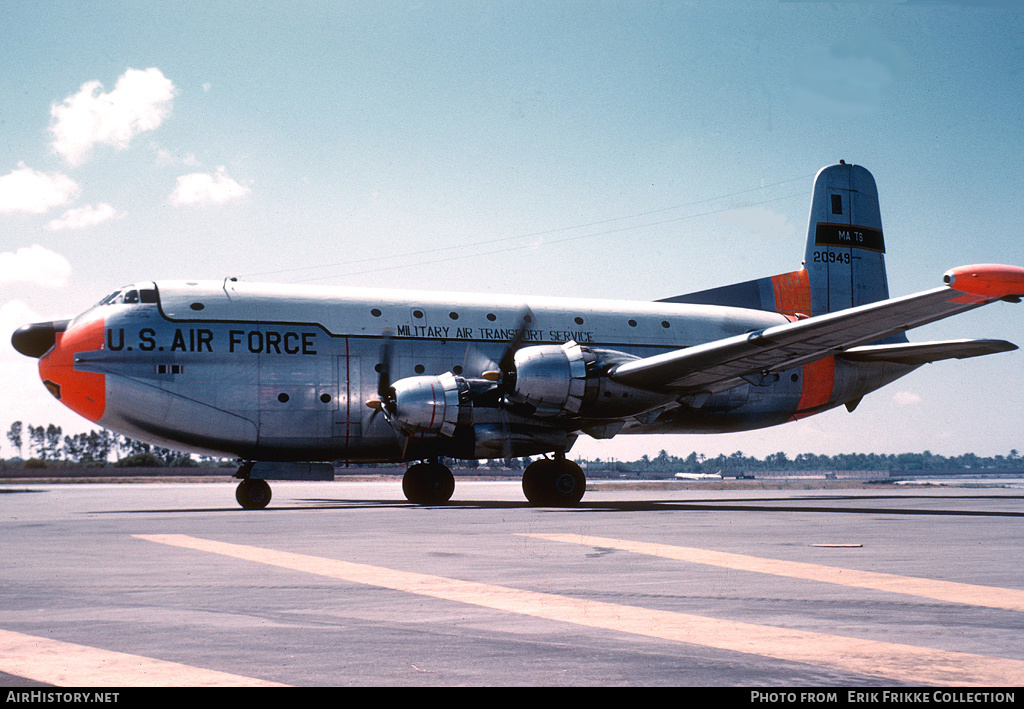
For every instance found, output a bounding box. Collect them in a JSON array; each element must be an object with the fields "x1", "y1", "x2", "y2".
[
  {"x1": 399, "y1": 455, "x2": 585, "y2": 506},
  {"x1": 402, "y1": 460, "x2": 456, "y2": 505},
  {"x1": 521, "y1": 455, "x2": 586, "y2": 507}
]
